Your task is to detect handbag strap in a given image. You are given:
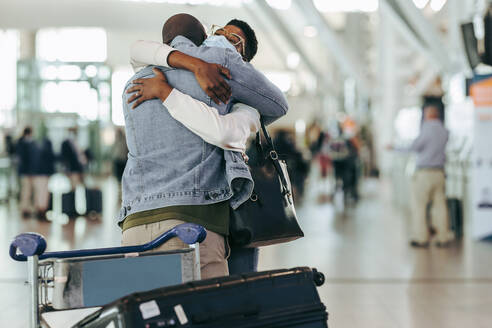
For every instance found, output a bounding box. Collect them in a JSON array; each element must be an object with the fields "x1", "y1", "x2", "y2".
[
  {"x1": 254, "y1": 132, "x2": 264, "y2": 165},
  {"x1": 257, "y1": 118, "x2": 291, "y2": 195}
]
